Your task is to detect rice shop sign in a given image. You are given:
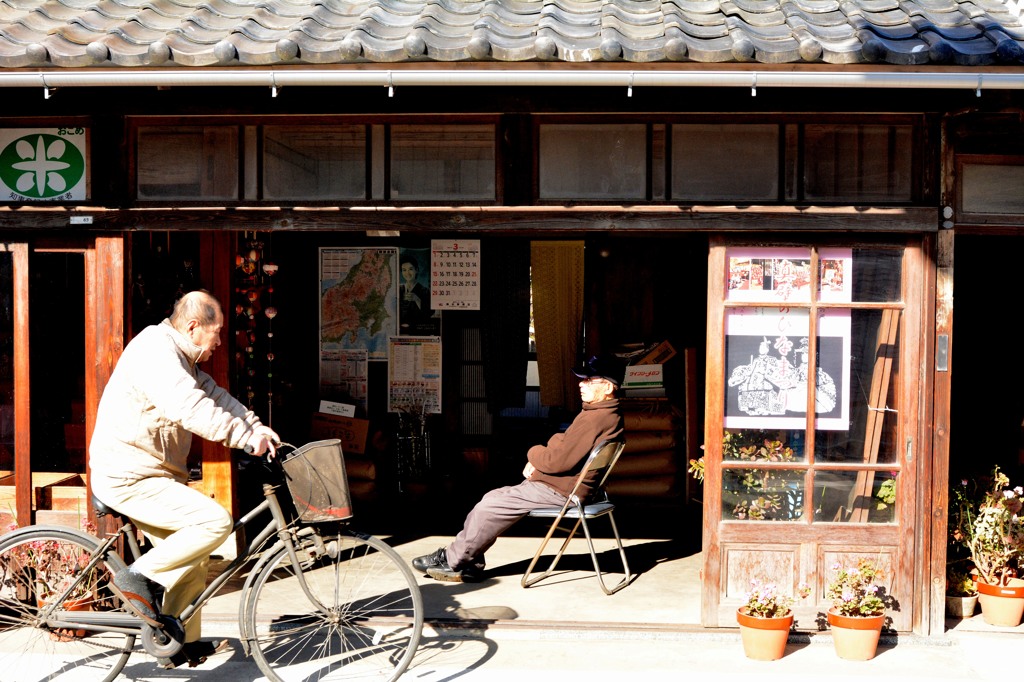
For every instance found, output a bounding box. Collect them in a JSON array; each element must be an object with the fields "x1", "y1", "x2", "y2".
[{"x1": 0, "y1": 128, "x2": 87, "y2": 201}]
